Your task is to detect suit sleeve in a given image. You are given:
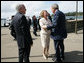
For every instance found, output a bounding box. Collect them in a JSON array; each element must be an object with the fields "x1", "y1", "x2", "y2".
[{"x1": 47, "y1": 14, "x2": 59, "y2": 30}]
